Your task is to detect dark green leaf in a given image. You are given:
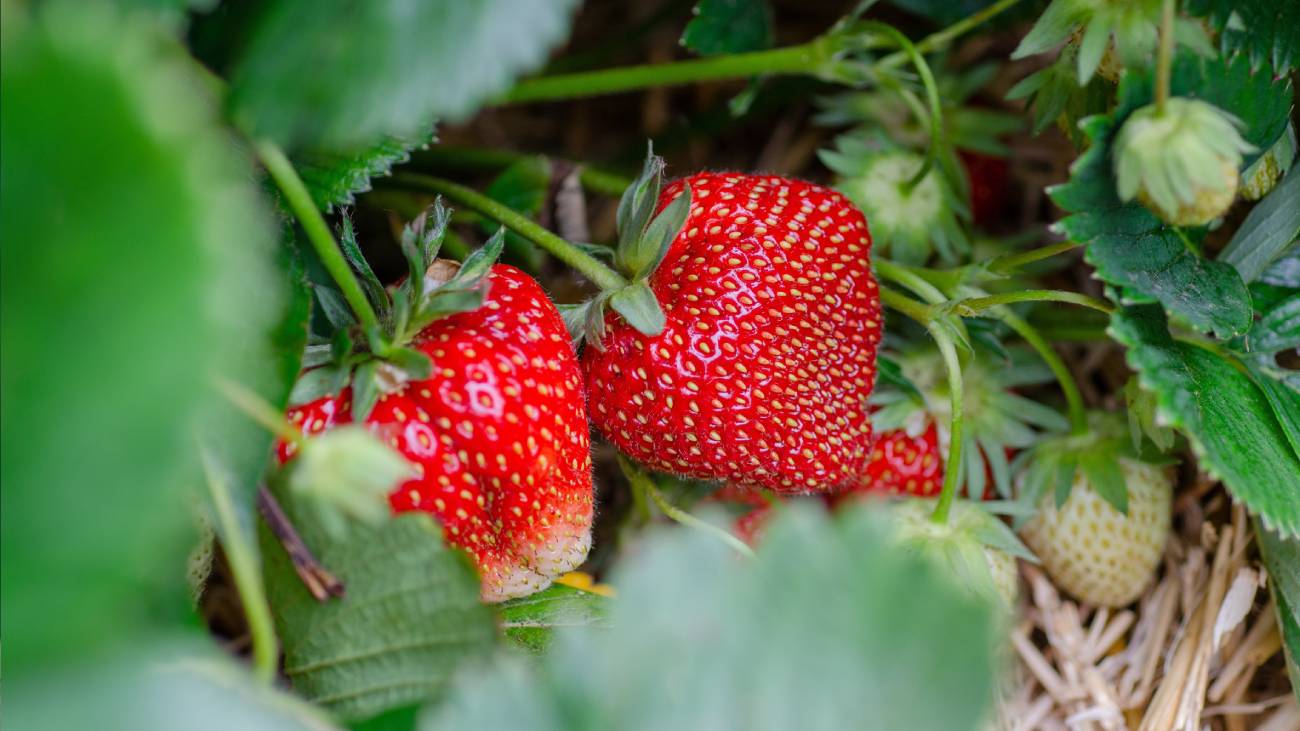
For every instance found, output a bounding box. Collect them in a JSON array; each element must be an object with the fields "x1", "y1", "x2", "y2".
[
  {"x1": 1078, "y1": 449, "x2": 1128, "y2": 514},
  {"x1": 1050, "y1": 51, "x2": 1292, "y2": 337},
  {"x1": 681, "y1": 0, "x2": 772, "y2": 56},
  {"x1": 1247, "y1": 294, "x2": 1300, "y2": 354},
  {"x1": 498, "y1": 584, "x2": 612, "y2": 653},
  {"x1": 424, "y1": 505, "x2": 998, "y2": 731},
  {"x1": 1220, "y1": 165, "x2": 1300, "y2": 283},
  {"x1": 289, "y1": 366, "x2": 350, "y2": 407},
  {"x1": 228, "y1": 0, "x2": 579, "y2": 148},
  {"x1": 609, "y1": 281, "x2": 666, "y2": 337},
  {"x1": 315, "y1": 285, "x2": 359, "y2": 330},
  {"x1": 1110, "y1": 306, "x2": 1300, "y2": 535},
  {"x1": 1186, "y1": 0, "x2": 1300, "y2": 75},
  {"x1": 1, "y1": 4, "x2": 278, "y2": 673},
  {"x1": 262, "y1": 496, "x2": 497, "y2": 722},
  {"x1": 338, "y1": 213, "x2": 390, "y2": 317},
  {"x1": 297, "y1": 126, "x2": 436, "y2": 212},
  {"x1": 875, "y1": 356, "x2": 924, "y2": 402}
]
